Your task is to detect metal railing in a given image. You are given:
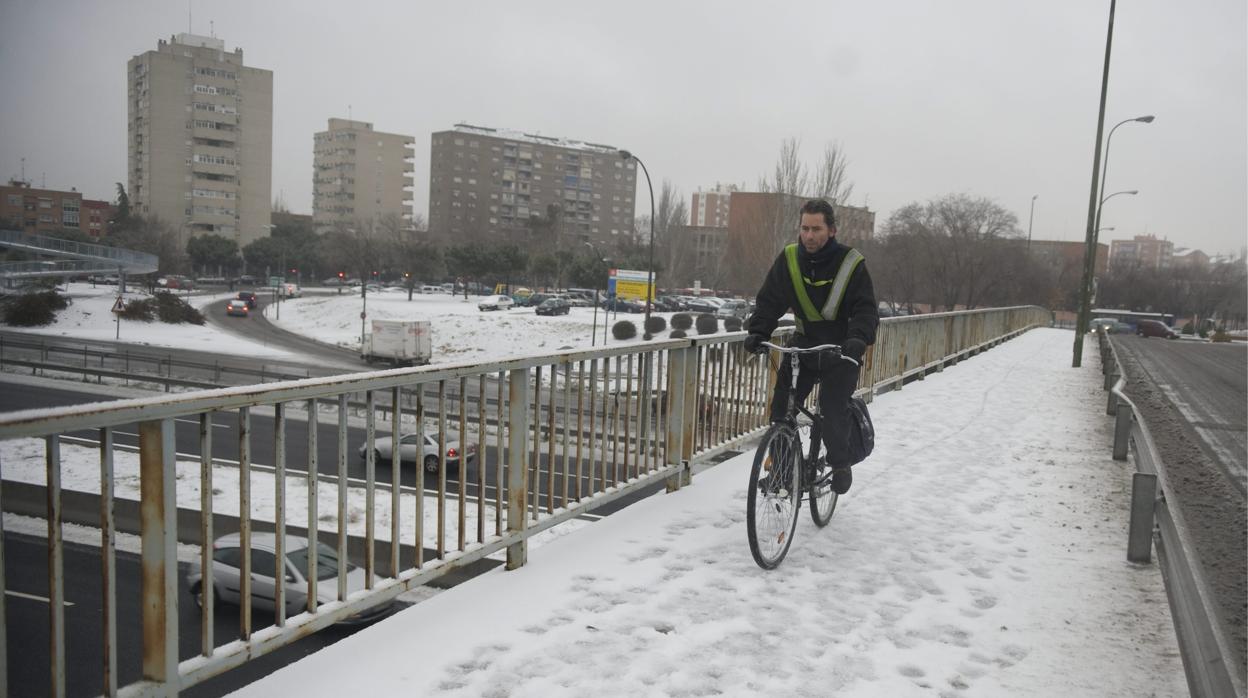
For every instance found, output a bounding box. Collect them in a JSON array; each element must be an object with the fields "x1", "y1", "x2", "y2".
[
  {"x1": 0, "y1": 305, "x2": 1047, "y2": 697},
  {"x1": 0, "y1": 229, "x2": 159, "y2": 274},
  {"x1": 1098, "y1": 332, "x2": 1245, "y2": 698}
]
